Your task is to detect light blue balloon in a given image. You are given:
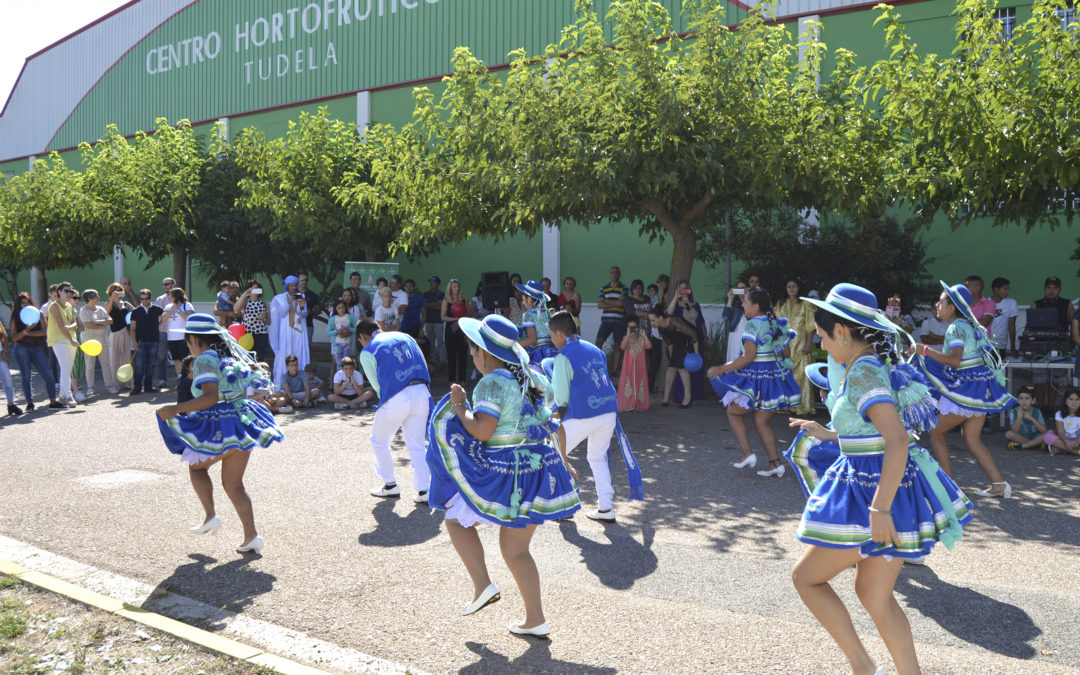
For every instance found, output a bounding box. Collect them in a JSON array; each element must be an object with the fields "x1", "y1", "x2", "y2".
[
  {"x1": 125, "y1": 311, "x2": 133, "y2": 325},
  {"x1": 19, "y1": 305, "x2": 41, "y2": 326}
]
